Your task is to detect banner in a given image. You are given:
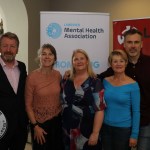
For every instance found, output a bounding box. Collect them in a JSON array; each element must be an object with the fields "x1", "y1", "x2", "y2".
[
  {"x1": 113, "y1": 18, "x2": 150, "y2": 56},
  {"x1": 40, "y1": 11, "x2": 109, "y2": 75}
]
